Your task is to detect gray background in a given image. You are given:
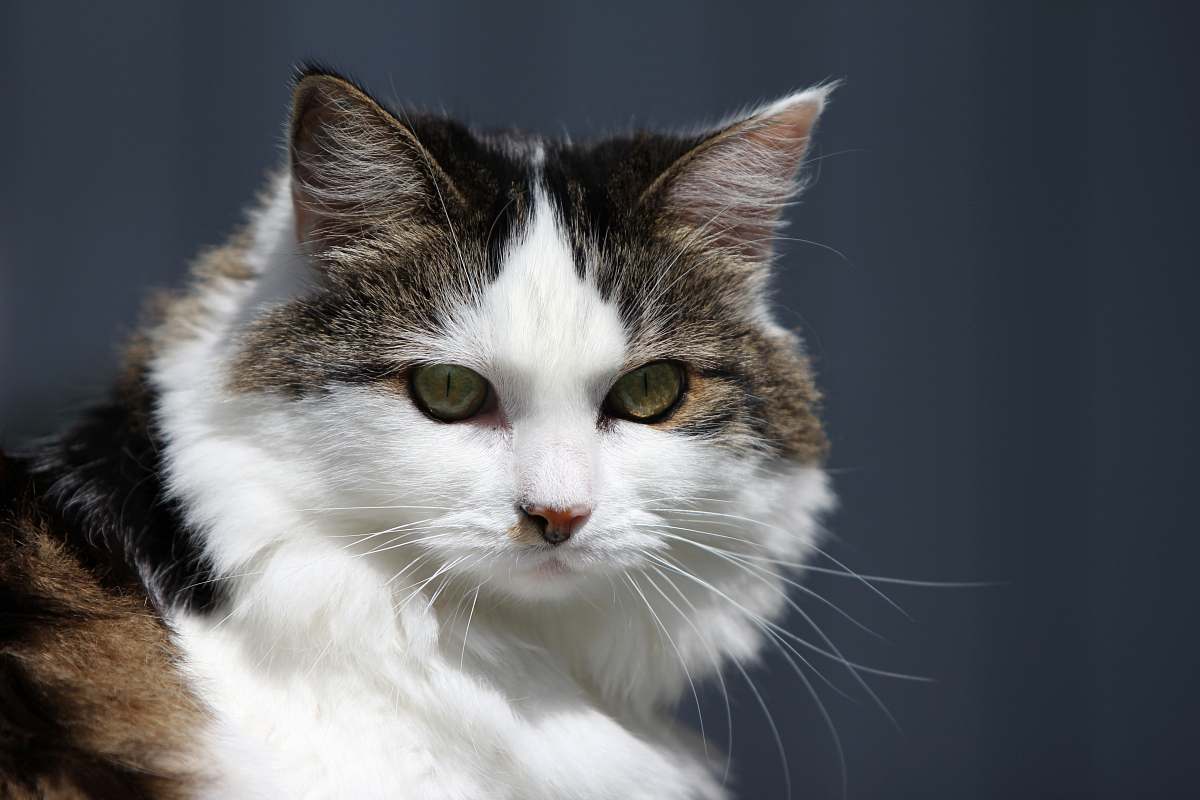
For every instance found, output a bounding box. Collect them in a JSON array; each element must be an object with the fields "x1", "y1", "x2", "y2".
[{"x1": 2, "y1": 1, "x2": 1197, "y2": 797}]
